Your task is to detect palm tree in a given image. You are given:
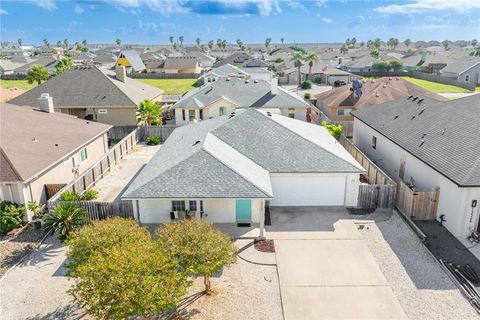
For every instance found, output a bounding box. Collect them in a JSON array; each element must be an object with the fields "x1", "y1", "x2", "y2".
[
  {"x1": 208, "y1": 40, "x2": 214, "y2": 52},
  {"x1": 116, "y1": 38, "x2": 121, "y2": 46},
  {"x1": 472, "y1": 39, "x2": 478, "y2": 47},
  {"x1": 137, "y1": 100, "x2": 161, "y2": 126},
  {"x1": 17, "y1": 38, "x2": 23, "y2": 47},
  {"x1": 291, "y1": 51, "x2": 305, "y2": 88},
  {"x1": 42, "y1": 204, "x2": 87, "y2": 241},
  {"x1": 63, "y1": 38, "x2": 69, "y2": 48},
  {"x1": 370, "y1": 48, "x2": 381, "y2": 59},
  {"x1": 81, "y1": 39, "x2": 87, "y2": 50},
  {"x1": 442, "y1": 40, "x2": 449, "y2": 50},
  {"x1": 178, "y1": 36, "x2": 184, "y2": 47},
  {"x1": 169, "y1": 36, "x2": 175, "y2": 46},
  {"x1": 216, "y1": 38, "x2": 222, "y2": 49},
  {"x1": 345, "y1": 38, "x2": 351, "y2": 47},
  {"x1": 350, "y1": 37, "x2": 357, "y2": 48},
  {"x1": 373, "y1": 38, "x2": 381, "y2": 49},
  {"x1": 236, "y1": 38, "x2": 242, "y2": 48},
  {"x1": 43, "y1": 39, "x2": 50, "y2": 48},
  {"x1": 221, "y1": 39, "x2": 227, "y2": 49},
  {"x1": 196, "y1": 37, "x2": 201, "y2": 46},
  {"x1": 26, "y1": 65, "x2": 50, "y2": 85},
  {"x1": 366, "y1": 39, "x2": 373, "y2": 49},
  {"x1": 404, "y1": 38, "x2": 411, "y2": 48},
  {"x1": 56, "y1": 40, "x2": 62, "y2": 48},
  {"x1": 265, "y1": 38, "x2": 272, "y2": 51},
  {"x1": 55, "y1": 58, "x2": 75, "y2": 74},
  {"x1": 359, "y1": 41, "x2": 365, "y2": 47},
  {"x1": 304, "y1": 52, "x2": 319, "y2": 80},
  {"x1": 280, "y1": 37, "x2": 284, "y2": 45}
]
